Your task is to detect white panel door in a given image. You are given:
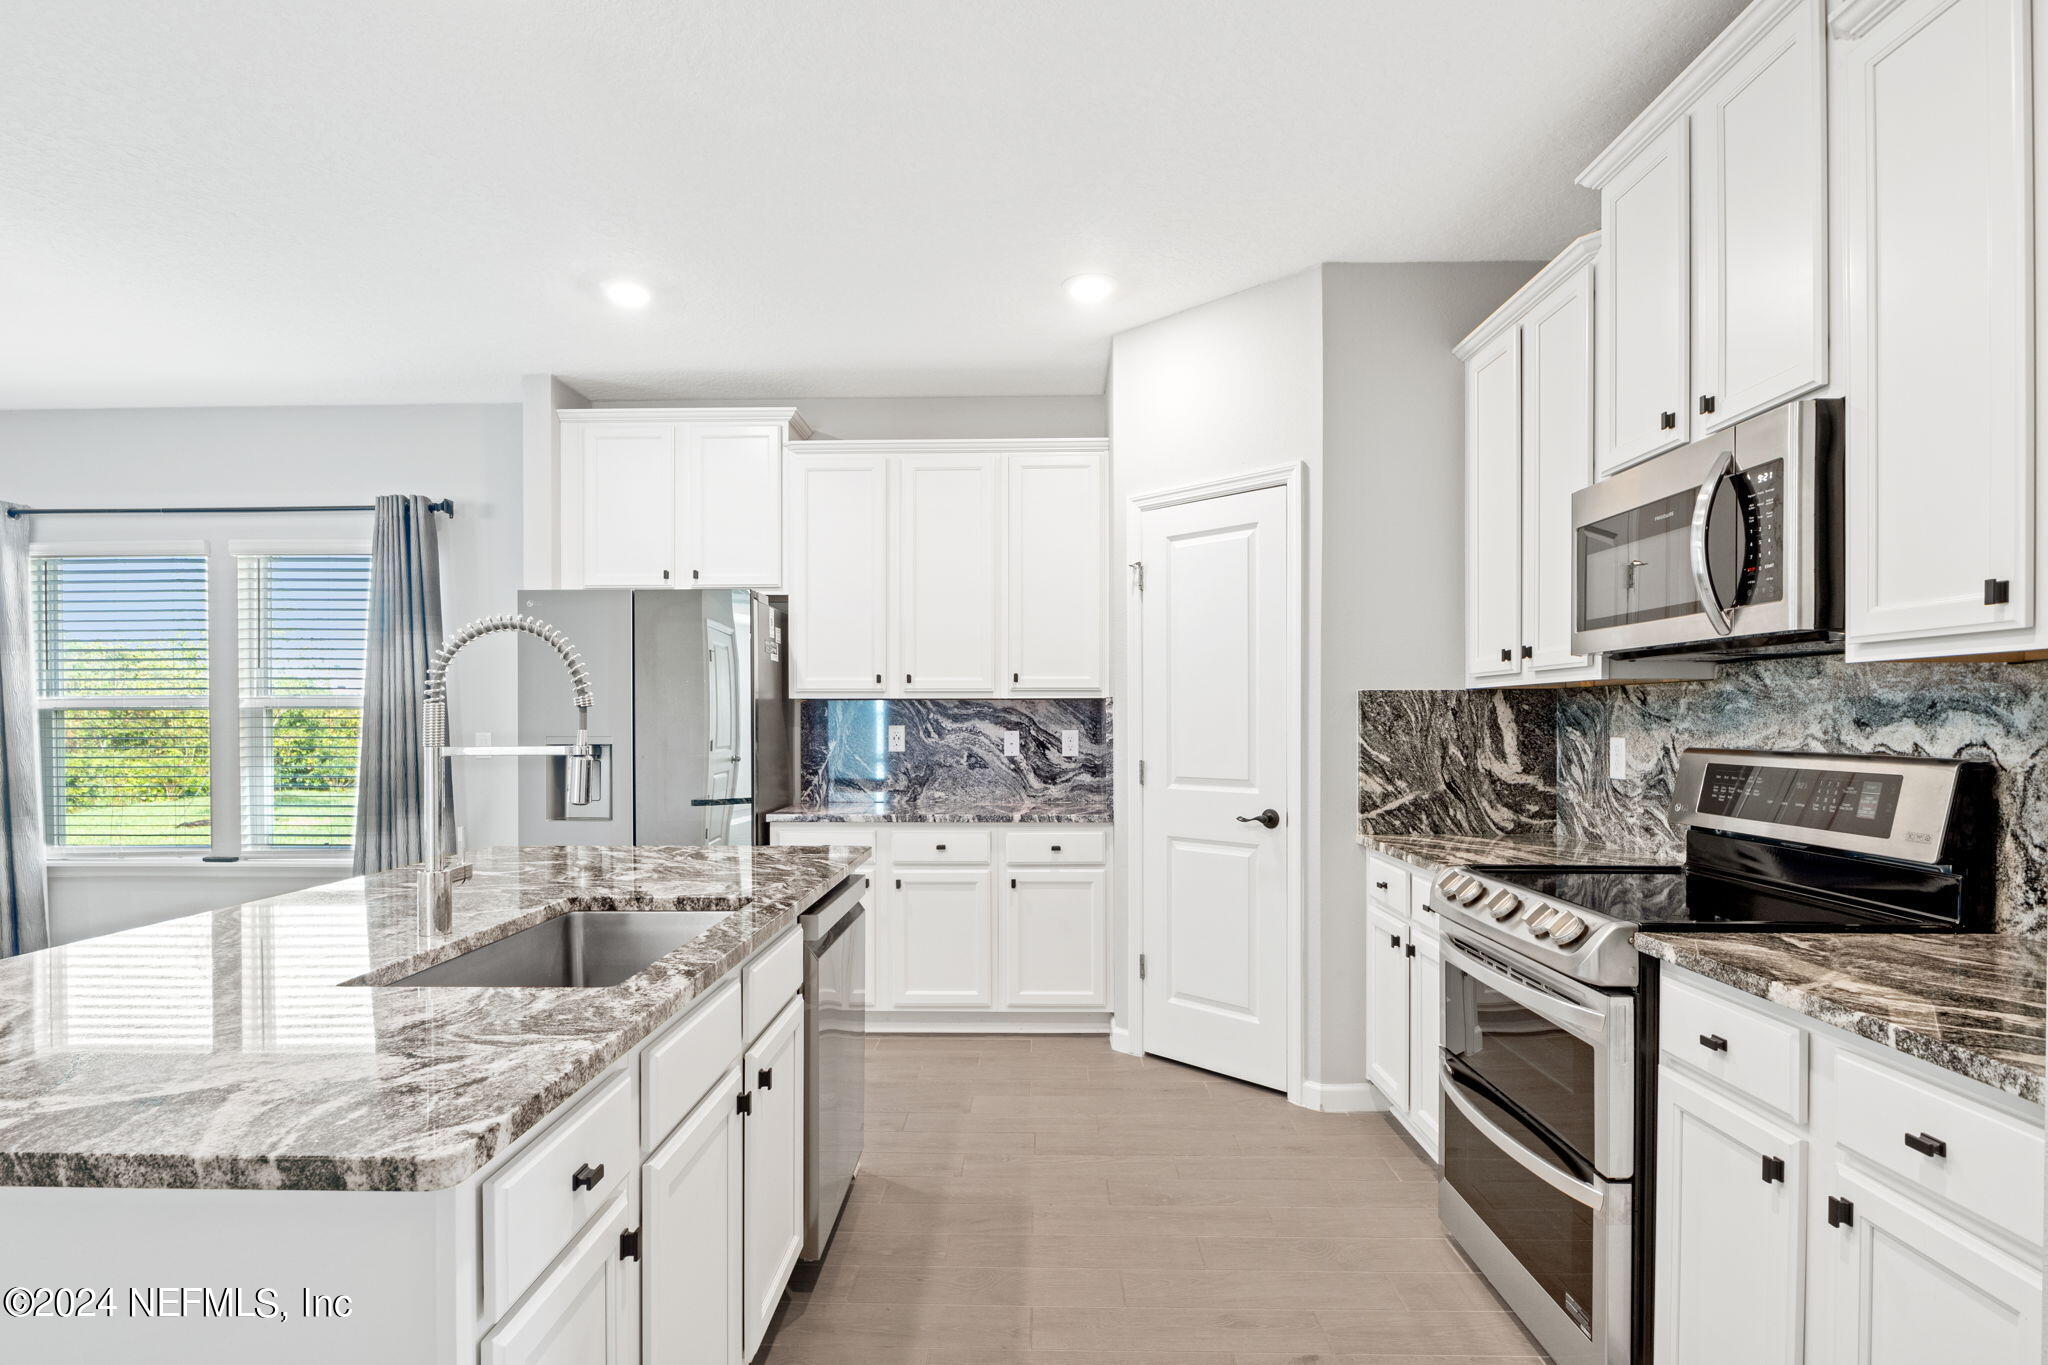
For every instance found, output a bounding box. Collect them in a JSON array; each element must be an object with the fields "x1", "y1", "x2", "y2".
[
  {"x1": 1691, "y1": 0, "x2": 1827, "y2": 430},
  {"x1": 1138, "y1": 485, "x2": 1291, "y2": 1090},
  {"x1": 1465, "y1": 330, "x2": 1524, "y2": 679},
  {"x1": 1818, "y1": 1163, "x2": 2041, "y2": 1364},
  {"x1": 1002, "y1": 866, "x2": 1108, "y2": 1009},
  {"x1": 1599, "y1": 118, "x2": 1692, "y2": 472},
  {"x1": 897, "y1": 454, "x2": 1001, "y2": 694},
  {"x1": 581, "y1": 423, "x2": 680, "y2": 588},
  {"x1": 1363, "y1": 903, "x2": 1409, "y2": 1110},
  {"x1": 1007, "y1": 452, "x2": 1106, "y2": 693},
  {"x1": 1653, "y1": 1069, "x2": 1805, "y2": 1365},
  {"x1": 690, "y1": 425, "x2": 783, "y2": 588},
  {"x1": 787, "y1": 455, "x2": 890, "y2": 696},
  {"x1": 742, "y1": 997, "x2": 805, "y2": 1360},
  {"x1": 481, "y1": 1189, "x2": 640, "y2": 1365},
  {"x1": 891, "y1": 868, "x2": 995, "y2": 1008},
  {"x1": 1404, "y1": 926, "x2": 1441, "y2": 1159},
  {"x1": 1518, "y1": 263, "x2": 1595, "y2": 675},
  {"x1": 1841, "y1": 0, "x2": 2033, "y2": 647},
  {"x1": 643, "y1": 1068, "x2": 743, "y2": 1365}
]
